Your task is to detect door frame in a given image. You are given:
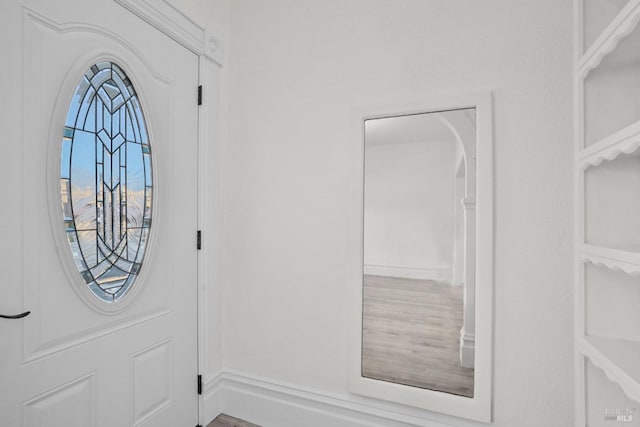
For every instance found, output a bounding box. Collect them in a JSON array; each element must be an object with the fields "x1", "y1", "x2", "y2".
[{"x1": 112, "y1": 1, "x2": 224, "y2": 425}]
